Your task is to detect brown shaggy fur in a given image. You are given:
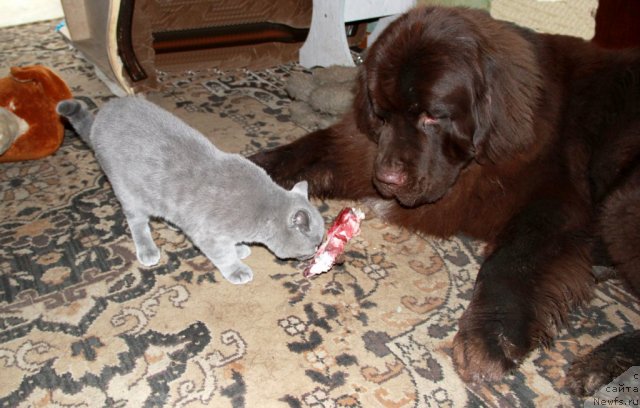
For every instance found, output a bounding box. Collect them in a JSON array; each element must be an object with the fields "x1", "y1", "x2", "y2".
[{"x1": 250, "y1": 6, "x2": 640, "y2": 395}]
